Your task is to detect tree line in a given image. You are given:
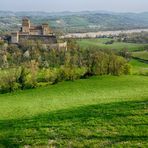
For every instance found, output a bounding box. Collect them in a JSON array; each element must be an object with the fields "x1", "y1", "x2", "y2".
[{"x1": 0, "y1": 39, "x2": 131, "y2": 93}]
